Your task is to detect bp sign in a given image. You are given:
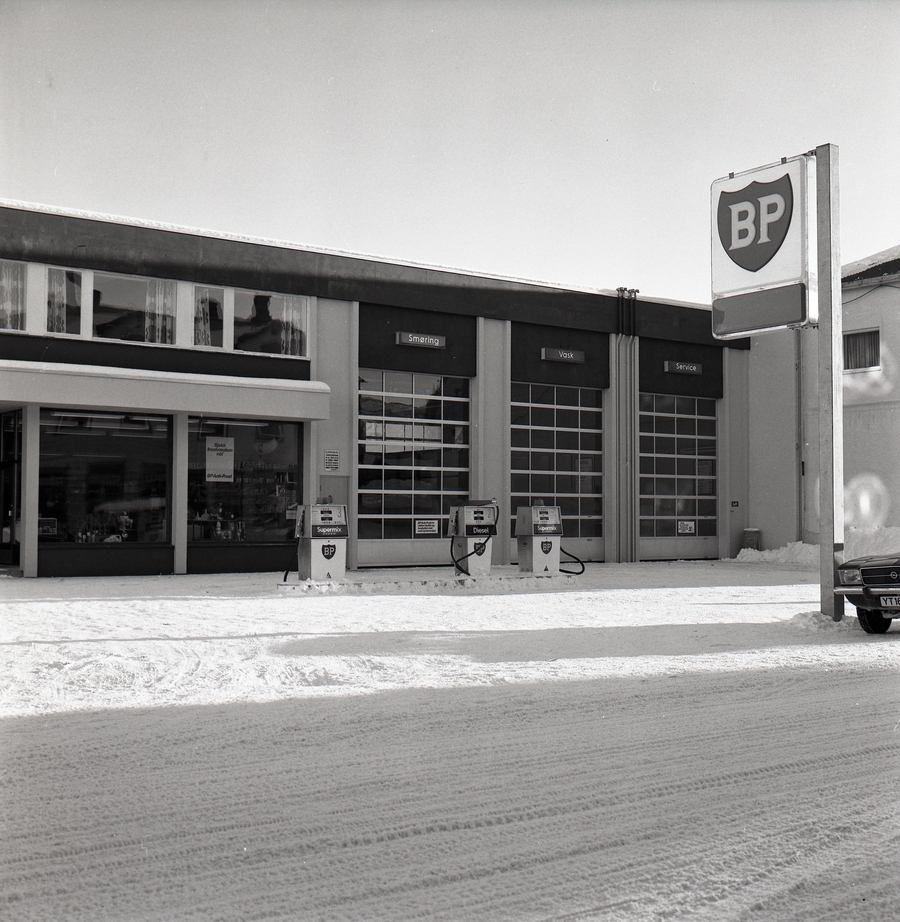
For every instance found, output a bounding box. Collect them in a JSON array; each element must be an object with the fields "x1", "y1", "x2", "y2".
[{"x1": 710, "y1": 154, "x2": 817, "y2": 339}]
